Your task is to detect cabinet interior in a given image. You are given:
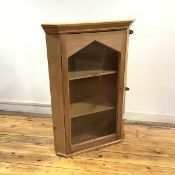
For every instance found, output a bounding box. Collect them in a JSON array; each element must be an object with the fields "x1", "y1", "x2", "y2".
[{"x1": 68, "y1": 40, "x2": 120, "y2": 145}]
